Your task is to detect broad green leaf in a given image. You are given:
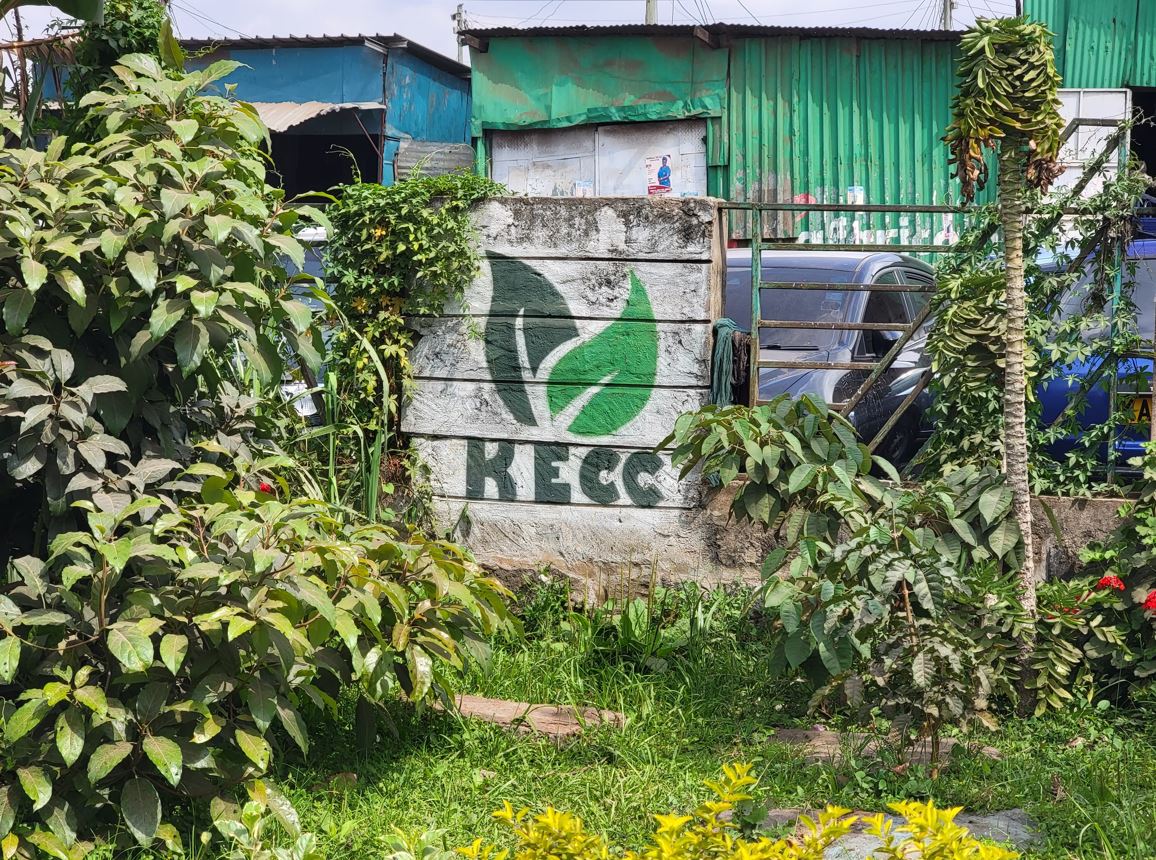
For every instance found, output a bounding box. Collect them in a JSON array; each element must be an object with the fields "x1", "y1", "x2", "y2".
[
  {"x1": 174, "y1": 319, "x2": 209, "y2": 373},
  {"x1": 787, "y1": 463, "x2": 817, "y2": 495},
  {"x1": 121, "y1": 779, "x2": 161, "y2": 846},
  {"x1": 54, "y1": 709, "x2": 84, "y2": 767},
  {"x1": 276, "y1": 701, "x2": 309, "y2": 755},
  {"x1": 87, "y1": 741, "x2": 132, "y2": 783},
  {"x1": 106, "y1": 623, "x2": 153, "y2": 672},
  {"x1": 143, "y1": 736, "x2": 183, "y2": 787},
  {"x1": 278, "y1": 298, "x2": 313, "y2": 334},
  {"x1": 54, "y1": 270, "x2": 85, "y2": 307},
  {"x1": 189, "y1": 289, "x2": 218, "y2": 318},
  {"x1": 159, "y1": 634, "x2": 188, "y2": 675},
  {"x1": 73, "y1": 685, "x2": 107, "y2": 715},
  {"x1": 406, "y1": 645, "x2": 433, "y2": 701},
  {"x1": 148, "y1": 298, "x2": 188, "y2": 340},
  {"x1": 239, "y1": 336, "x2": 282, "y2": 386},
  {"x1": 784, "y1": 631, "x2": 812, "y2": 668},
  {"x1": 167, "y1": 119, "x2": 197, "y2": 143},
  {"x1": 0, "y1": 783, "x2": 17, "y2": 838},
  {"x1": 19, "y1": 257, "x2": 47, "y2": 293},
  {"x1": 978, "y1": 485, "x2": 1012, "y2": 526},
  {"x1": 235, "y1": 728, "x2": 270, "y2": 771},
  {"x1": 16, "y1": 767, "x2": 50, "y2": 811},
  {"x1": 244, "y1": 680, "x2": 276, "y2": 732},
  {"x1": 988, "y1": 516, "x2": 1022, "y2": 560},
  {"x1": 125, "y1": 251, "x2": 159, "y2": 294},
  {"x1": 0, "y1": 637, "x2": 19, "y2": 683},
  {"x1": 158, "y1": 17, "x2": 186, "y2": 70},
  {"x1": 4, "y1": 699, "x2": 48, "y2": 743},
  {"x1": 3, "y1": 290, "x2": 34, "y2": 335},
  {"x1": 779, "y1": 599, "x2": 801, "y2": 633},
  {"x1": 43, "y1": 797, "x2": 78, "y2": 848},
  {"x1": 912, "y1": 651, "x2": 932, "y2": 689}
]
